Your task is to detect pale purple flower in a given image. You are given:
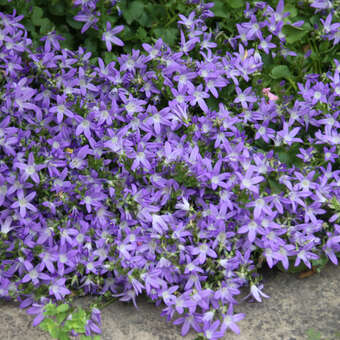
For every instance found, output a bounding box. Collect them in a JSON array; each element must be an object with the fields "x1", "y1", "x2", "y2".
[
  {"x1": 237, "y1": 167, "x2": 264, "y2": 194},
  {"x1": 250, "y1": 283, "x2": 269, "y2": 302},
  {"x1": 102, "y1": 22, "x2": 124, "y2": 51},
  {"x1": 14, "y1": 152, "x2": 43, "y2": 184},
  {"x1": 277, "y1": 123, "x2": 303, "y2": 145},
  {"x1": 49, "y1": 278, "x2": 71, "y2": 300},
  {"x1": 10, "y1": 190, "x2": 37, "y2": 218}
]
